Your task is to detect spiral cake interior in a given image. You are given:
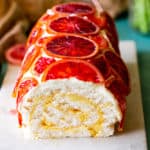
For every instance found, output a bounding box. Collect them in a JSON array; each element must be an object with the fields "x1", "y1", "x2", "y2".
[{"x1": 19, "y1": 78, "x2": 121, "y2": 139}]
